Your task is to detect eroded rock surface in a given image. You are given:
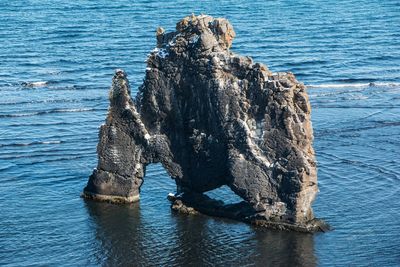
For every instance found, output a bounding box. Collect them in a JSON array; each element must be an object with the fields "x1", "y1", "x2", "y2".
[{"x1": 83, "y1": 15, "x2": 325, "y2": 232}]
